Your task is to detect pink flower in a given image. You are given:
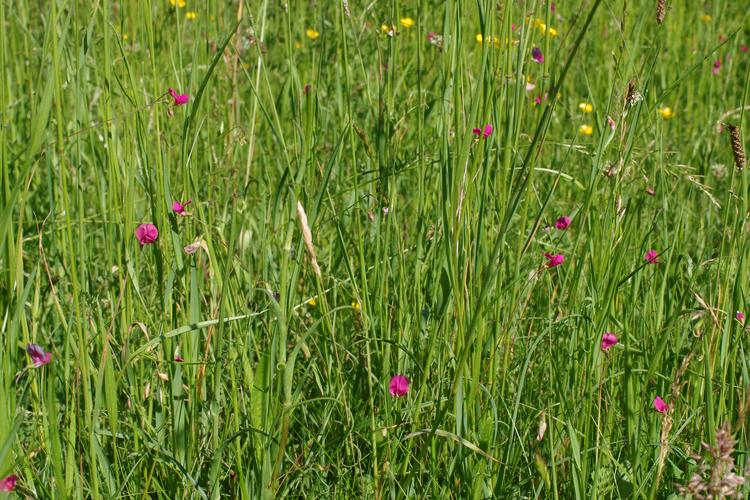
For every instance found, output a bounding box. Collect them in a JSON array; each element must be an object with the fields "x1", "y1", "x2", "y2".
[
  {"x1": 531, "y1": 47, "x2": 544, "y2": 63},
  {"x1": 472, "y1": 124, "x2": 493, "y2": 139},
  {"x1": 712, "y1": 59, "x2": 721, "y2": 75},
  {"x1": 174, "y1": 354, "x2": 184, "y2": 362},
  {"x1": 644, "y1": 250, "x2": 659, "y2": 264},
  {"x1": 168, "y1": 87, "x2": 189, "y2": 106},
  {"x1": 653, "y1": 396, "x2": 668, "y2": 413},
  {"x1": 543, "y1": 252, "x2": 564, "y2": 268},
  {"x1": 172, "y1": 198, "x2": 192, "y2": 216},
  {"x1": 601, "y1": 332, "x2": 618, "y2": 351},
  {"x1": 555, "y1": 216, "x2": 571, "y2": 230},
  {"x1": 27, "y1": 344, "x2": 51, "y2": 368},
  {"x1": 0, "y1": 475, "x2": 18, "y2": 492},
  {"x1": 741, "y1": 44, "x2": 749, "y2": 53},
  {"x1": 550, "y1": 2, "x2": 555, "y2": 12},
  {"x1": 427, "y1": 32, "x2": 437, "y2": 42},
  {"x1": 135, "y1": 224, "x2": 159, "y2": 247},
  {"x1": 735, "y1": 311, "x2": 745, "y2": 322},
  {"x1": 607, "y1": 116, "x2": 617, "y2": 131},
  {"x1": 534, "y1": 95, "x2": 542, "y2": 106},
  {"x1": 389, "y1": 375, "x2": 410, "y2": 397}
]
